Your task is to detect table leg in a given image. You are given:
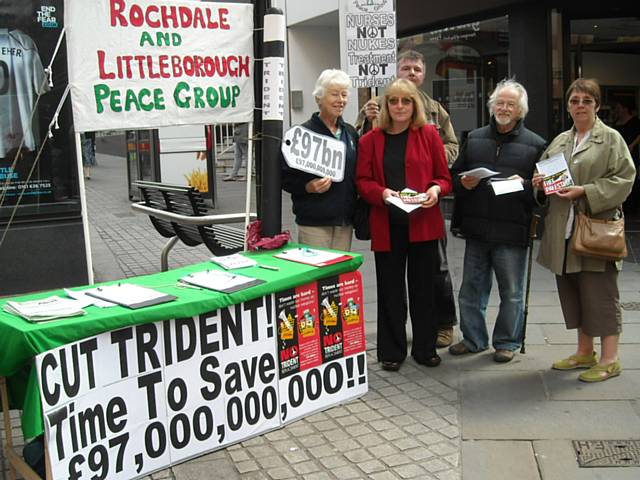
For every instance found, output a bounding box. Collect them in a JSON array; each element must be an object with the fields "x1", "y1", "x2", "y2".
[
  {"x1": 1, "y1": 376, "x2": 17, "y2": 480},
  {"x1": 1, "y1": 376, "x2": 45, "y2": 480}
]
